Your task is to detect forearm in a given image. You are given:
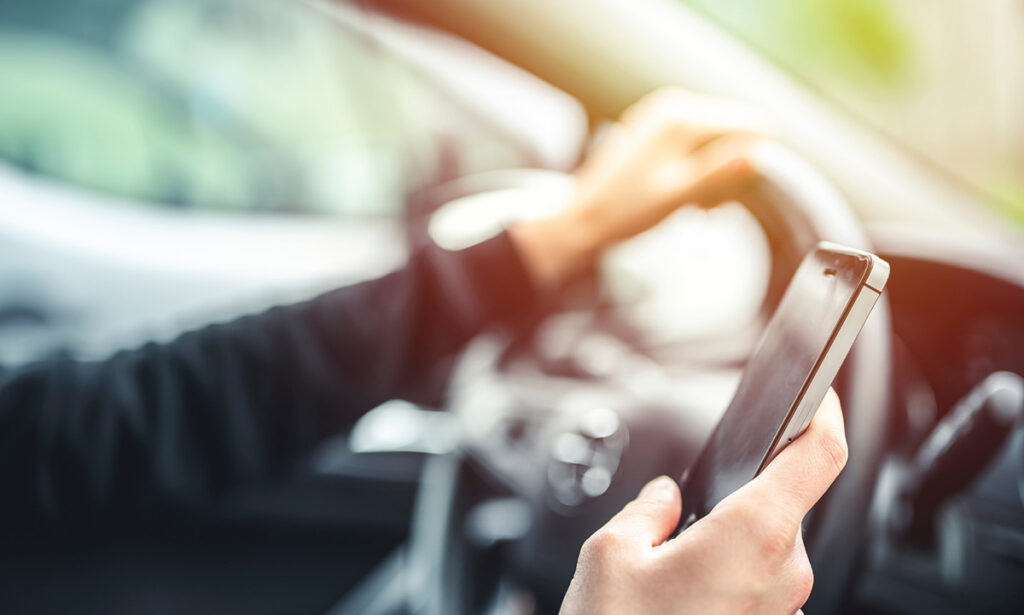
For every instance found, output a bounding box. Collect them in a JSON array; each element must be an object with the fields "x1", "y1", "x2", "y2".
[{"x1": 0, "y1": 233, "x2": 539, "y2": 530}]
